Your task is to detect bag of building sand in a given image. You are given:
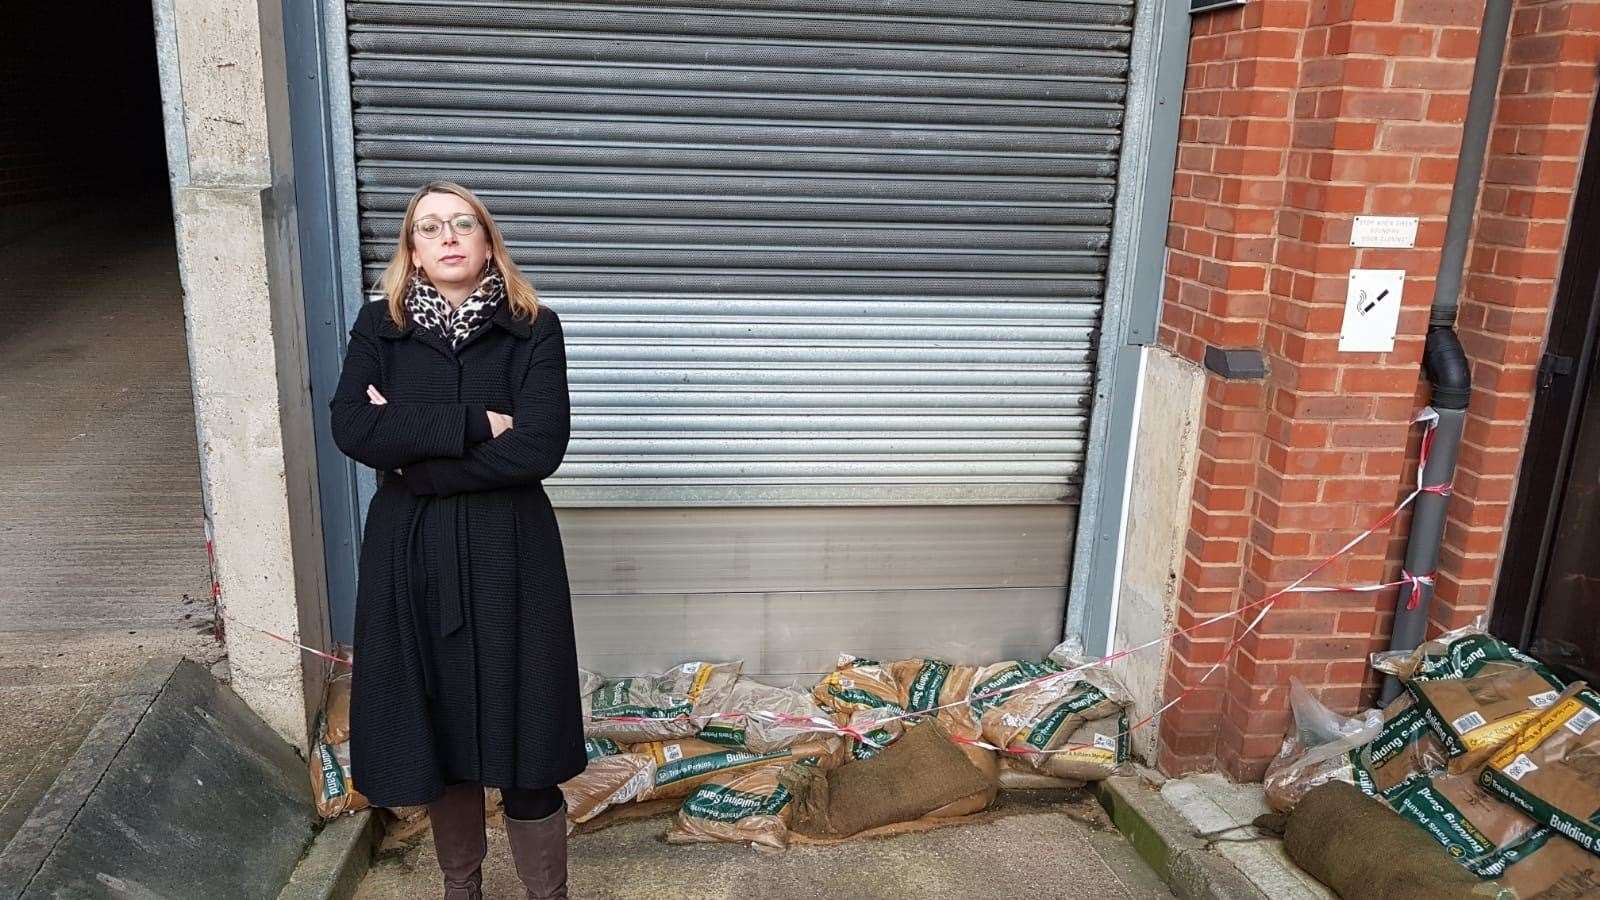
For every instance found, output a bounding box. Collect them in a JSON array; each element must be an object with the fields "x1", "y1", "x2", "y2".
[
  {"x1": 636, "y1": 736, "x2": 839, "y2": 801},
  {"x1": 1478, "y1": 686, "x2": 1600, "y2": 858},
  {"x1": 1373, "y1": 622, "x2": 1560, "y2": 688},
  {"x1": 666, "y1": 761, "x2": 810, "y2": 851},
  {"x1": 1386, "y1": 771, "x2": 1546, "y2": 870},
  {"x1": 1266, "y1": 687, "x2": 1455, "y2": 812},
  {"x1": 1352, "y1": 693, "x2": 1451, "y2": 798},
  {"x1": 696, "y1": 678, "x2": 834, "y2": 752},
  {"x1": 977, "y1": 673, "x2": 1128, "y2": 781},
  {"x1": 837, "y1": 706, "x2": 906, "y2": 763},
  {"x1": 966, "y1": 657, "x2": 1066, "y2": 722},
  {"x1": 997, "y1": 758, "x2": 1085, "y2": 790},
  {"x1": 310, "y1": 705, "x2": 368, "y2": 818},
  {"x1": 813, "y1": 655, "x2": 903, "y2": 715},
  {"x1": 889, "y1": 658, "x2": 980, "y2": 717},
  {"x1": 780, "y1": 719, "x2": 996, "y2": 840},
  {"x1": 1409, "y1": 667, "x2": 1574, "y2": 773},
  {"x1": 1486, "y1": 828, "x2": 1600, "y2": 897},
  {"x1": 309, "y1": 667, "x2": 367, "y2": 818},
  {"x1": 559, "y1": 737, "x2": 656, "y2": 824},
  {"x1": 583, "y1": 659, "x2": 743, "y2": 744},
  {"x1": 888, "y1": 656, "x2": 995, "y2": 750}
]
